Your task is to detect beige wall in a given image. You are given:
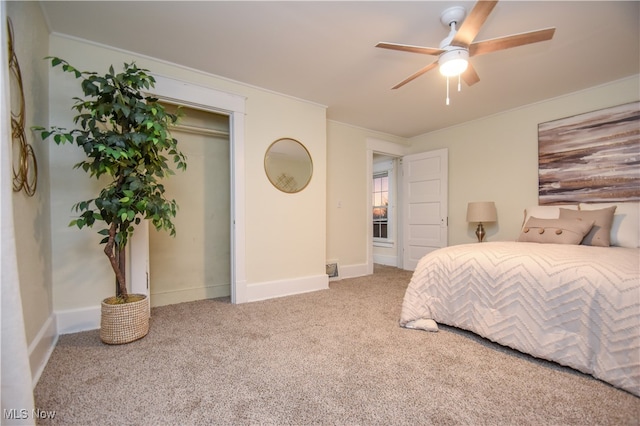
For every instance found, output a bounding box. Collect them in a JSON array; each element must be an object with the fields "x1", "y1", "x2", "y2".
[
  {"x1": 47, "y1": 35, "x2": 327, "y2": 313},
  {"x1": 6, "y1": 0, "x2": 54, "y2": 375},
  {"x1": 245, "y1": 92, "x2": 327, "y2": 283},
  {"x1": 408, "y1": 76, "x2": 640, "y2": 246}
]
